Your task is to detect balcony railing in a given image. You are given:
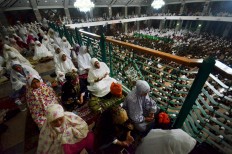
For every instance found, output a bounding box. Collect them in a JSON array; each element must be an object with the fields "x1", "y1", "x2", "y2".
[{"x1": 49, "y1": 22, "x2": 232, "y2": 154}]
